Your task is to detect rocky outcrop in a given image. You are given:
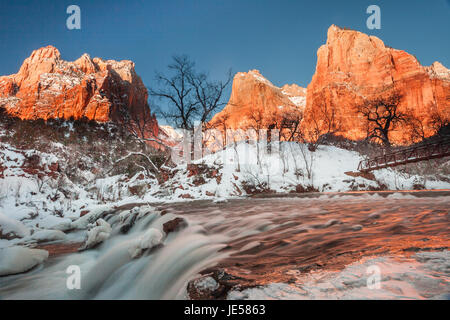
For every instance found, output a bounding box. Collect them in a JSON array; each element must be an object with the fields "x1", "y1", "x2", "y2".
[
  {"x1": 210, "y1": 70, "x2": 306, "y2": 130},
  {"x1": 303, "y1": 25, "x2": 450, "y2": 144},
  {"x1": 0, "y1": 46, "x2": 158, "y2": 136}
]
